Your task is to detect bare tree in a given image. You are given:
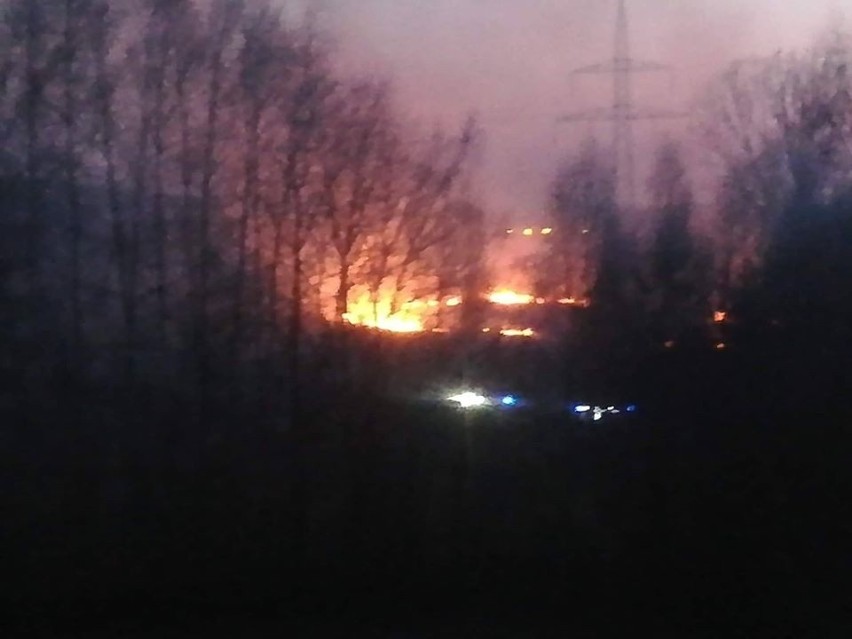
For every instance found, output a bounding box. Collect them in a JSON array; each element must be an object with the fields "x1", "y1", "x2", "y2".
[
  {"x1": 382, "y1": 117, "x2": 478, "y2": 314},
  {"x1": 540, "y1": 139, "x2": 617, "y2": 301},
  {"x1": 87, "y1": 0, "x2": 144, "y2": 383},
  {"x1": 646, "y1": 141, "x2": 710, "y2": 341},
  {"x1": 229, "y1": 4, "x2": 287, "y2": 372},
  {"x1": 319, "y1": 80, "x2": 396, "y2": 322},
  {"x1": 700, "y1": 29, "x2": 852, "y2": 297},
  {"x1": 193, "y1": 0, "x2": 243, "y2": 413}
]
